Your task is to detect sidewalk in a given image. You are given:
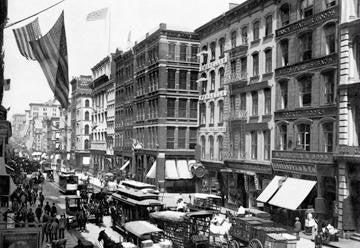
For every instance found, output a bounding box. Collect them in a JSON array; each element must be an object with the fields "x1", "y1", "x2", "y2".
[{"x1": 299, "y1": 232, "x2": 359, "y2": 248}]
